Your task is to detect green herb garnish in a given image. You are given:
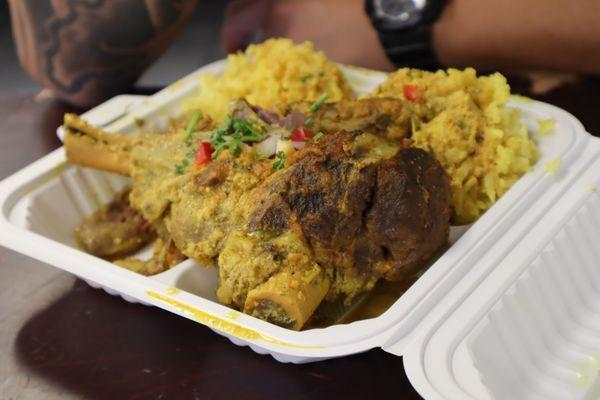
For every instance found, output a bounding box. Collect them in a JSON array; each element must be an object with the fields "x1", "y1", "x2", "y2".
[
  {"x1": 174, "y1": 156, "x2": 191, "y2": 175},
  {"x1": 309, "y1": 132, "x2": 325, "y2": 142},
  {"x1": 272, "y1": 151, "x2": 286, "y2": 170},
  {"x1": 304, "y1": 117, "x2": 314, "y2": 126},
  {"x1": 210, "y1": 116, "x2": 265, "y2": 159},
  {"x1": 181, "y1": 111, "x2": 202, "y2": 141},
  {"x1": 309, "y1": 93, "x2": 329, "y2": 113}
]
